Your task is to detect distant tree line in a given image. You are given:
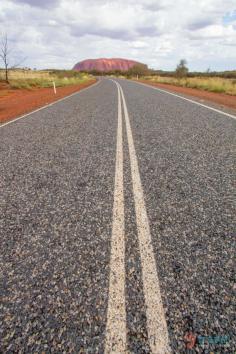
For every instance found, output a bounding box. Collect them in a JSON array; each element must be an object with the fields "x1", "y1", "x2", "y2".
[
  {"x1": 151, "y1": 69, "x2": 236, "y2": 79},
  {"x1": 49, "y1": 70, "x2": 85, "y2": 78},
  {"x1": 77, "y1": 60, "x2": 236, "y2": 79},
  {"x1": 151, "y1": 60, "x2": 236, "y2": 79}
]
